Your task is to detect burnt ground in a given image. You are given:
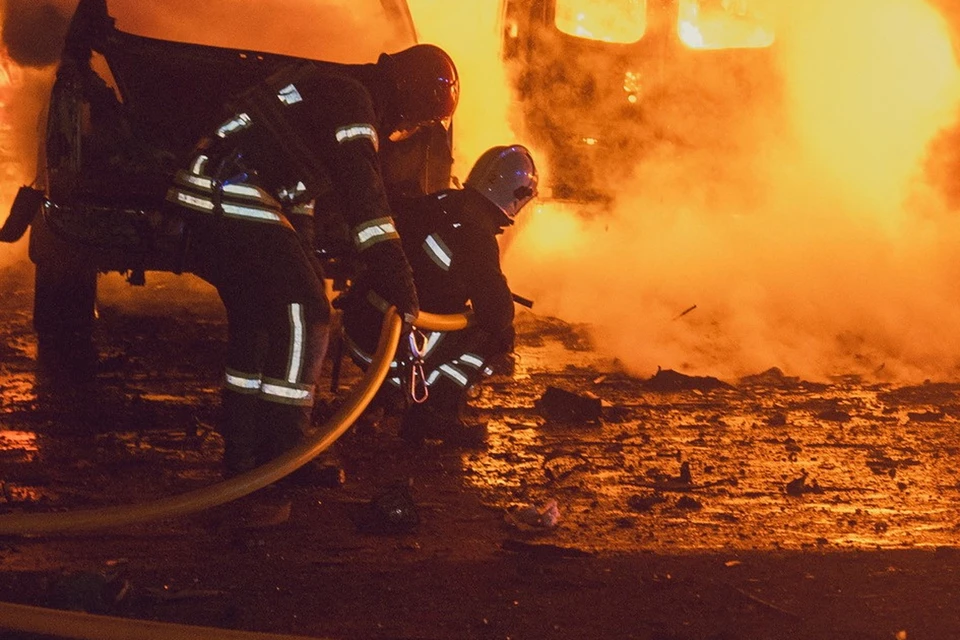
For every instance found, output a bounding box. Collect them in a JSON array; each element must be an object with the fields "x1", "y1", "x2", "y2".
[{"x1": 1, "y1": 259, "x2": 960, "y2": 640}]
